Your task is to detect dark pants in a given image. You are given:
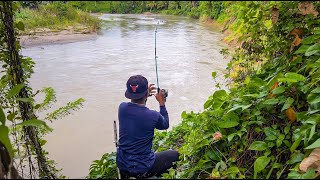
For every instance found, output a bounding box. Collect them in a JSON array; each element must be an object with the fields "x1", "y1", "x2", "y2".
[{"x1": 120, "y1": 150, "x2": 179, "y2": 179}]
